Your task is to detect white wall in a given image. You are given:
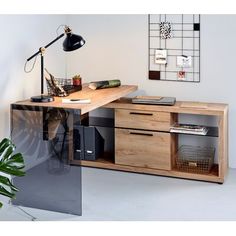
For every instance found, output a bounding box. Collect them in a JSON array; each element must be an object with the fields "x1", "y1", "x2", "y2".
[
  {"x1": 0, "y1": 14, "x2": 67, "y2": 140},
  {"x1": 1, "y1": 14, "x2": 235, "y2": 167},
  {"x1": 66, "y1": 14, "x2": 236, "y2": 167}
]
